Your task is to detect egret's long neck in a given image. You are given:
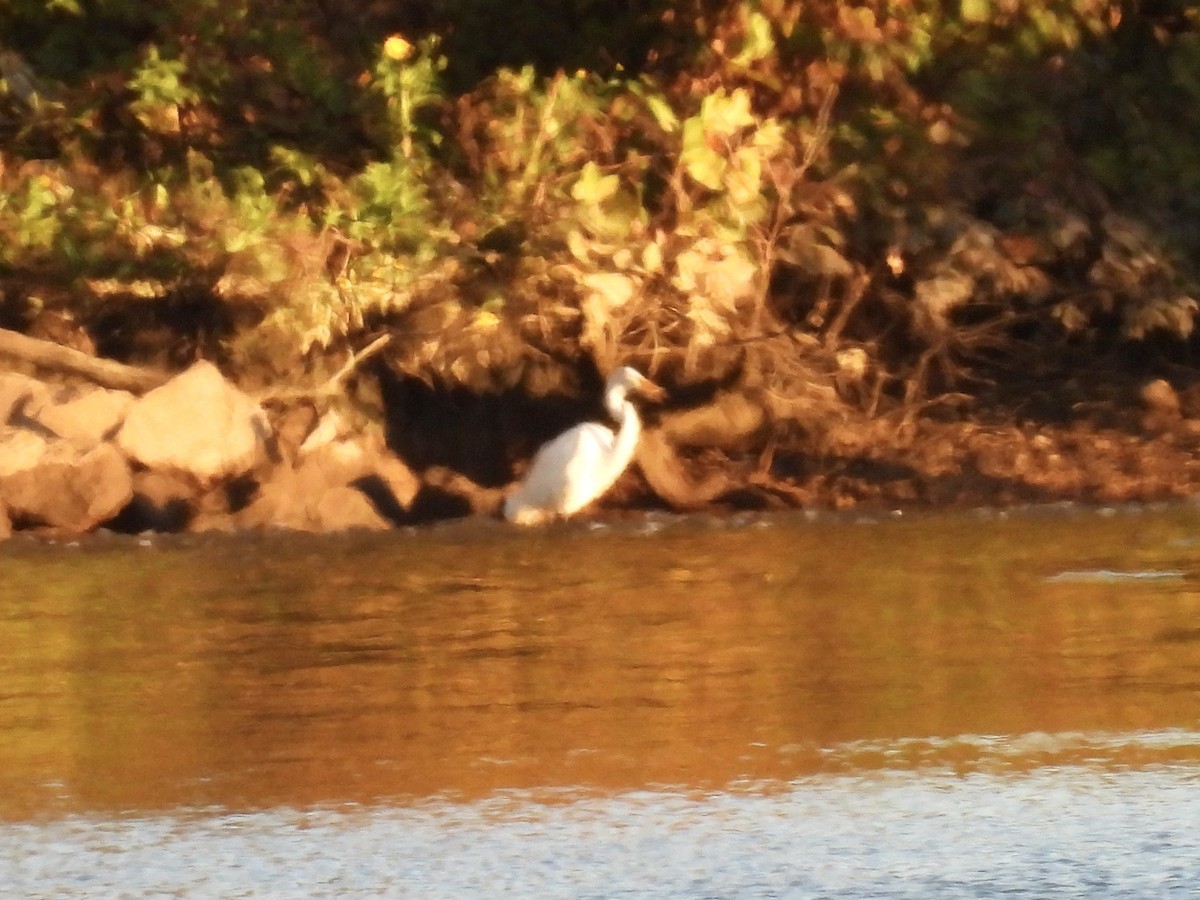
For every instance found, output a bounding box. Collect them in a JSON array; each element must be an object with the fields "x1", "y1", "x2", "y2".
[{"x1": 607, "y1": 399, "x2": 642, "y2": 481}]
